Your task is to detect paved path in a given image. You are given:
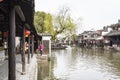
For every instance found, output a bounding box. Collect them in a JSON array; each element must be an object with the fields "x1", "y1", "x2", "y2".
[
  {"x1": 0, "y1": 51, "x2": 37, "y2": 80},
  {"x1": 0, "y1": 50, "x2": 5, "y2": 62}
]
